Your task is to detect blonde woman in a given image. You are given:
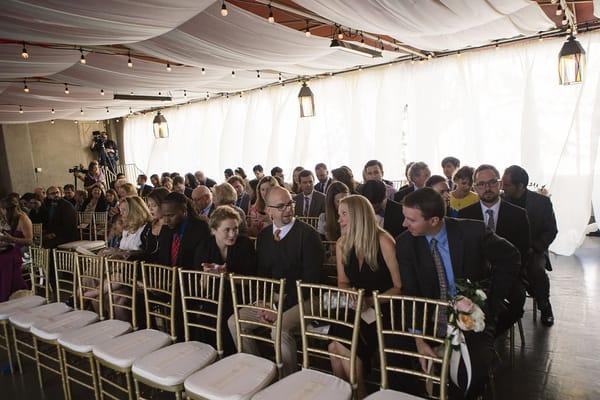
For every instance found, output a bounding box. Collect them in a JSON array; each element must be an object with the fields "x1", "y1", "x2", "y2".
[
  {"x1": 213, "y1": 182, "x2": 248, "y2": 235},
  {"x1": 247, "y1": 176, "x2": 279, "y2": 237},
  {"x1": 118, "y1": 196, "x2": 152, "y2": 252},
  {"x1": 328, "y1": 195, "x2": 402, "y2": 399}
]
